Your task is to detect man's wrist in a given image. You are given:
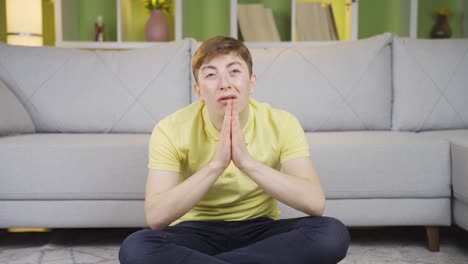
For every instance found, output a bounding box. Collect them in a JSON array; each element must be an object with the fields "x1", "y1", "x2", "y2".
[
  {"x1": 238, "y1": 157, "x2": 257, "y2": 173},
  {"x1": 208, "y1": 160, "x2": 228, "y2": 174}
]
